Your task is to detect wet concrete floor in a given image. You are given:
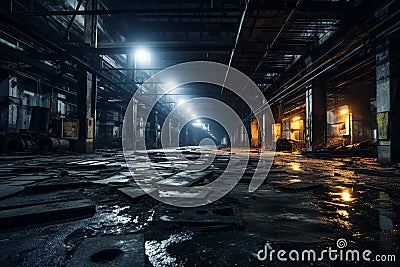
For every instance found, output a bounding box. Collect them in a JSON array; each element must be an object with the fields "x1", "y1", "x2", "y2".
[{"x1": 0, "y1": 149, "x2": 398, "y2": 266}]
